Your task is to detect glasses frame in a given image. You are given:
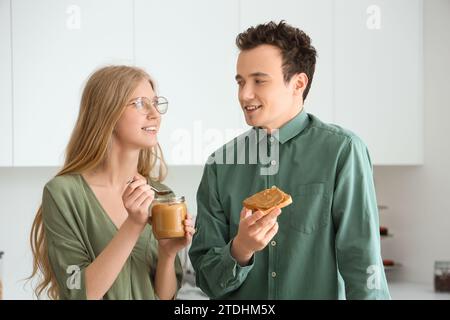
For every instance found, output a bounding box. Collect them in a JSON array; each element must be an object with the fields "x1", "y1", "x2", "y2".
[{"x1": 127, "y1": 96, "x2": 168, "y2": 115}]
